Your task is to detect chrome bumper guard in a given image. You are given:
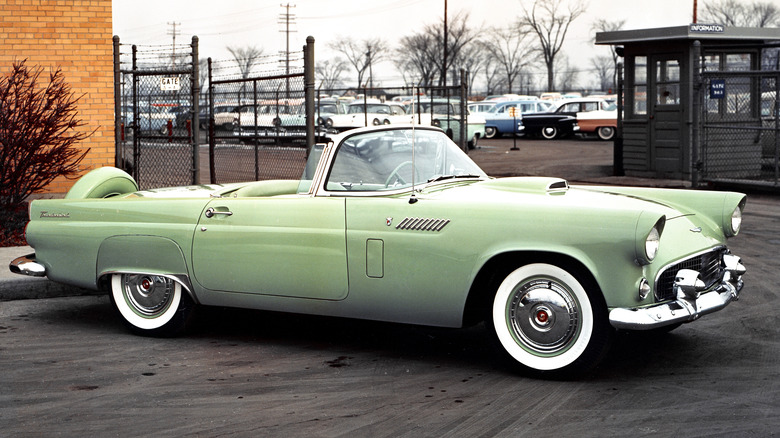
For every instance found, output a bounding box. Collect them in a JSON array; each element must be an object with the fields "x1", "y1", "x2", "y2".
[
  {"x1": 9, "y1": 253, "x2": 47, "y2": 277},
  {"x1": 609, "y1": 254, "x2": 745, "y2": 331}
]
